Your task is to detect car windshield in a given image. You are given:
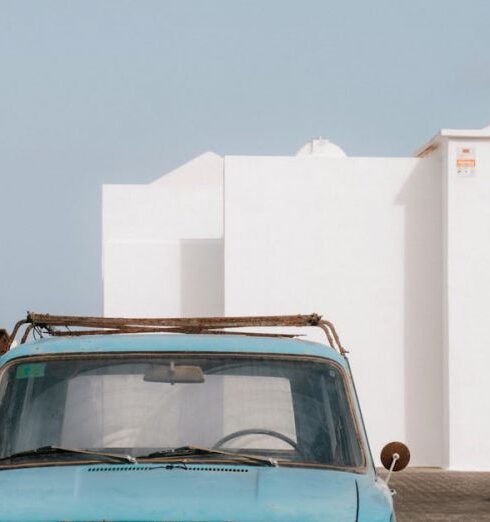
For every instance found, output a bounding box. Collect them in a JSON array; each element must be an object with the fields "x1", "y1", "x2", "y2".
[{"x1": 0, "y1": 353, "x2": 364, "y2": 469}]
